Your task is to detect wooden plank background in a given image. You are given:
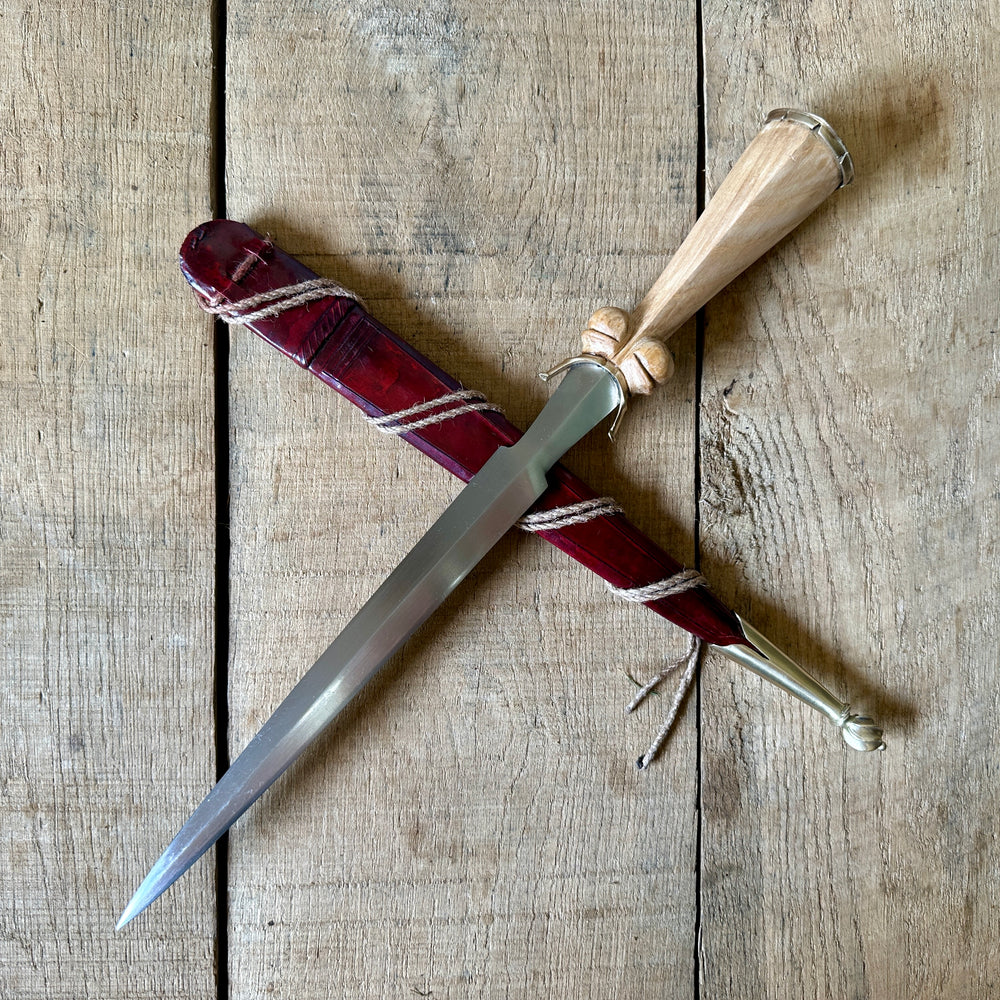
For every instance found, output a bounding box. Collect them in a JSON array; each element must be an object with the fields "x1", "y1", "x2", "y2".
[
  {"x1": 223, "y1": 5, "x2": 701, "y2": 997},
  {"x1": 2, "y1": 1, "x2": 997, "y2": 998},
  {"x1": 1, "y1": 2, "x2": 219, "y2": 997}
]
